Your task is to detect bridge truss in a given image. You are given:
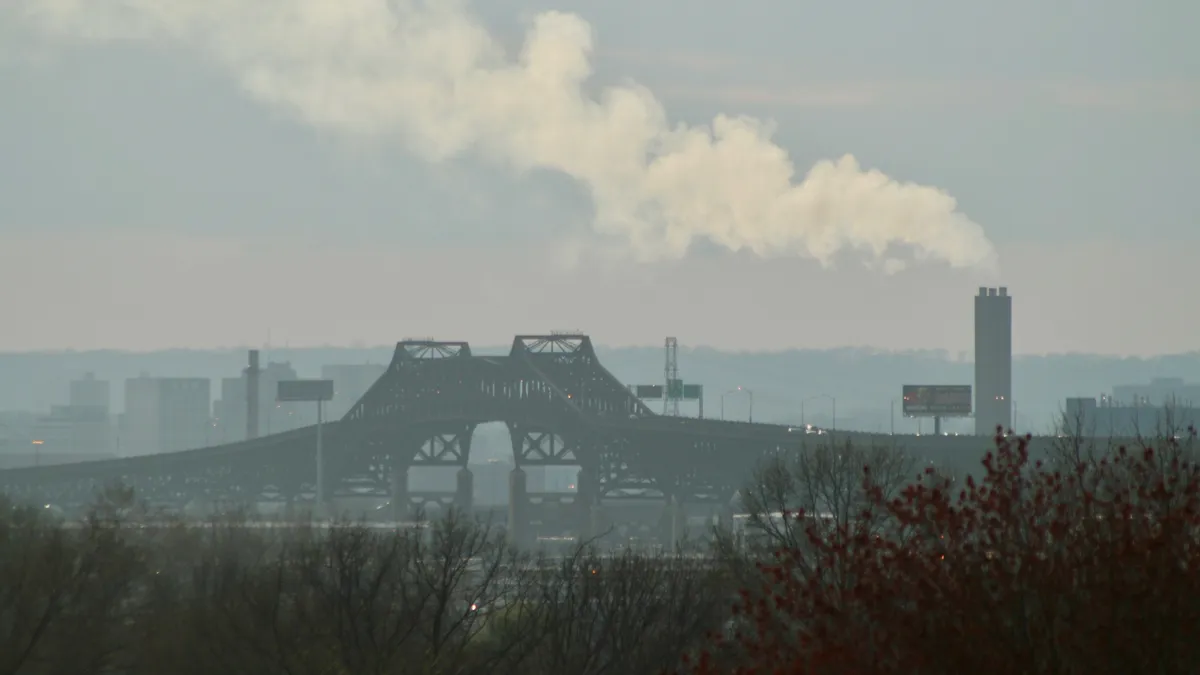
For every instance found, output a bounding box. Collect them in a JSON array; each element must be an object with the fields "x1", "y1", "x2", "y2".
[{"x1": 0, "y1": 335, "x2": 819, "y2": 514}]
